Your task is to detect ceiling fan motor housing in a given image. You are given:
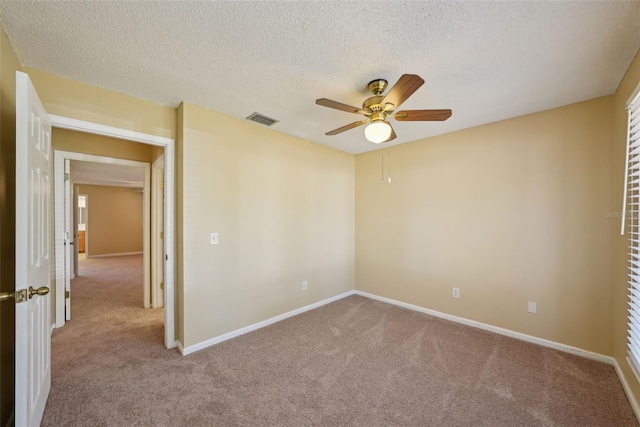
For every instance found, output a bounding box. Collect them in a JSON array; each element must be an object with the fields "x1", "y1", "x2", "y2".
[
  {"x1": 367, "y1": 79, "x2": 388, "y2": 95},
  {"x1": 362, "y1": 95, "x2": 385, "y2": 113},
  {"x1": 369, "y1": 111, "x2": 386, "y2": 123}
]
